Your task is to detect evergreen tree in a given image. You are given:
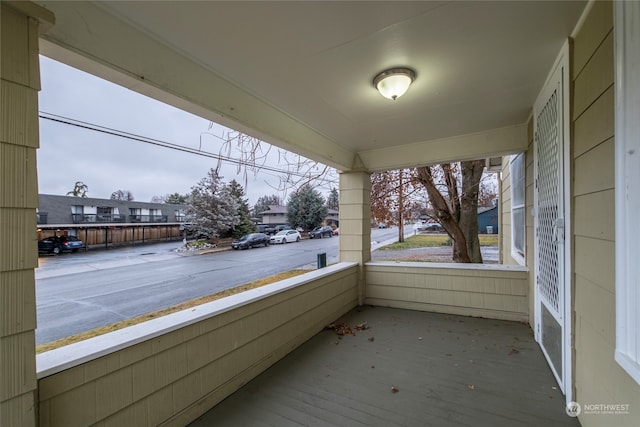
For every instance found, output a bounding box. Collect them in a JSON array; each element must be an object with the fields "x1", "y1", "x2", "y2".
[
  {"x1": 186, "y1": 169, "x2": 238, "y2": 239},
  {"x1": 287, "y1": 185, "x2": 328, "y2": 231},
  {"x1": 164, "y1": 193, "x2": 190, "y2": 204},
  {"x1": 326, "y1": 187, "x2": 339, "y2": 210},
  {"x1": 225, "y1": 179, "x2": 257, "y2": 238},
  {"x1": 110, "y1": 189, "x2": 135, "y2": 201},
  {"x1": 252, "y1": 194, "x2": 282, "y2": 218},
  {"x1": 67, "y1": 181, "x2": 88, "y2": 197}
]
